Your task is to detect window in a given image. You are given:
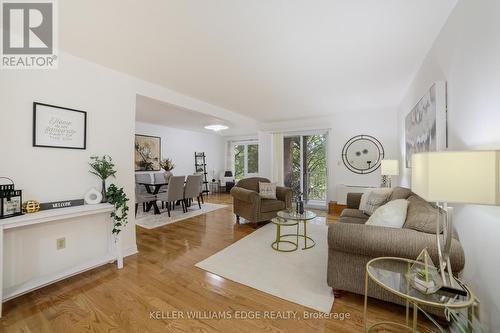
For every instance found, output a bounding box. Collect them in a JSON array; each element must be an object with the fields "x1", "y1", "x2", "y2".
[{"x1": 233, "y1": 142, "x2": 259, "y2": 179}]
